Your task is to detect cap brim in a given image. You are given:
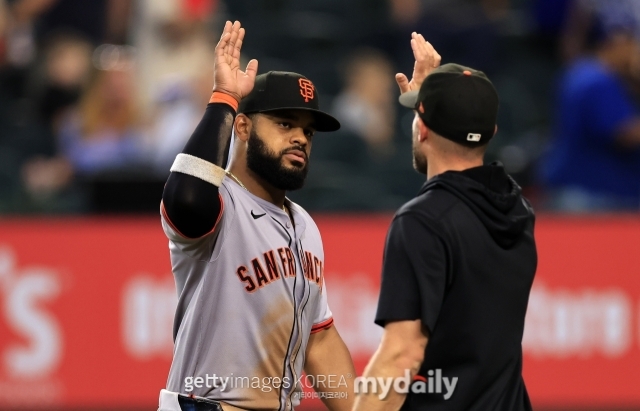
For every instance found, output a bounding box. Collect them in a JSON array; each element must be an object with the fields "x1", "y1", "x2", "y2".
[
  {"x1": 398, "y1": 91, "x2": 419, "y2": 108},
  {"x1": 259, "y1": 107, "x2": 341, "y2": 132}
]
